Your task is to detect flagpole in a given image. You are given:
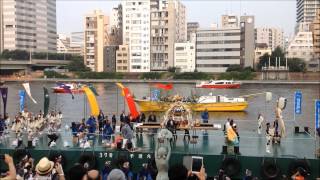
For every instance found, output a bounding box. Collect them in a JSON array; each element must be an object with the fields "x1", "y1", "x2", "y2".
[{"x1": 116, "y1": 86, "x2": 119, "y2": 116}]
